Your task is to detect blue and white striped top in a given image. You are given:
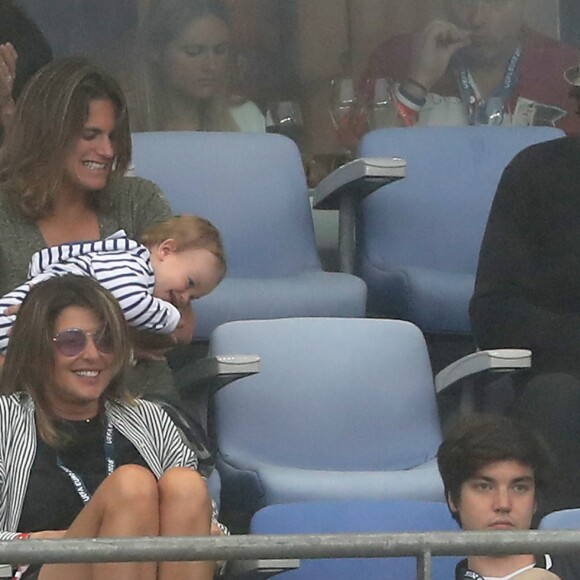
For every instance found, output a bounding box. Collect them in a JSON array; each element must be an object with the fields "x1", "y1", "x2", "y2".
[{"x1": 0, "y1": 230, "x2": 181, "y2": 354}]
